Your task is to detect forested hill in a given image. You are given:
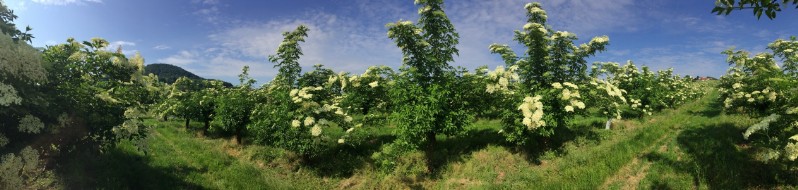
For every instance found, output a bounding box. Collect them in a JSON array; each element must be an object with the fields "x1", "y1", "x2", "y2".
[{"x1": 144, "y1": 63, "x2": 233, "y2": 87}]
